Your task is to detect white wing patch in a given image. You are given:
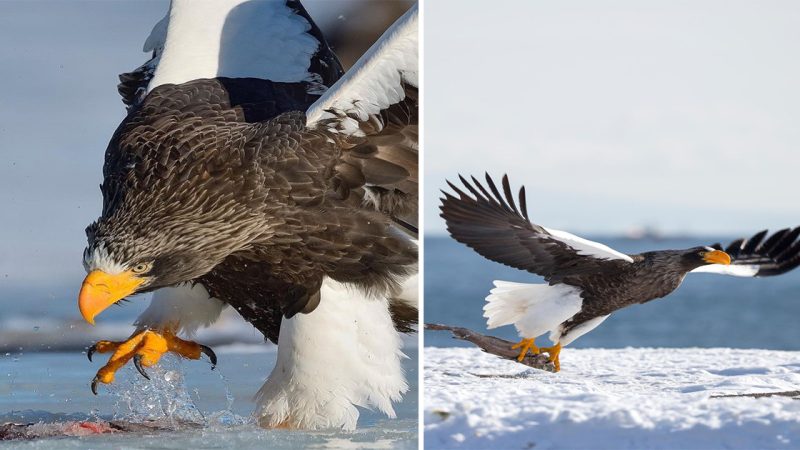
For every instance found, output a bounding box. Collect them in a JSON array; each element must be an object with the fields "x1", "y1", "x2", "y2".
[
  {"x1": 690, "y1": 264, "x2": 760, "y2": 277},
  {"x1": 306, "y1": 4, "x2": 418, "y2": 134},
  {"x1": 147, "y1": 0, "x2": 321, "y2": 92},
  {"x1": 543, "y1": 227, "x2": 634, "y2": 263}
]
